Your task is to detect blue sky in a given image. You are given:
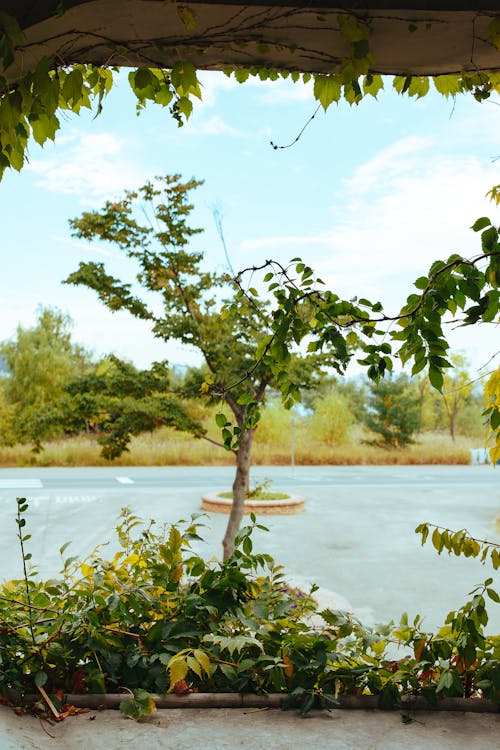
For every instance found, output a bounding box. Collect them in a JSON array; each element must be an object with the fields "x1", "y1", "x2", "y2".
[{"x1": 2, "y1": 73, "x2": 499, "y2": 376}]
